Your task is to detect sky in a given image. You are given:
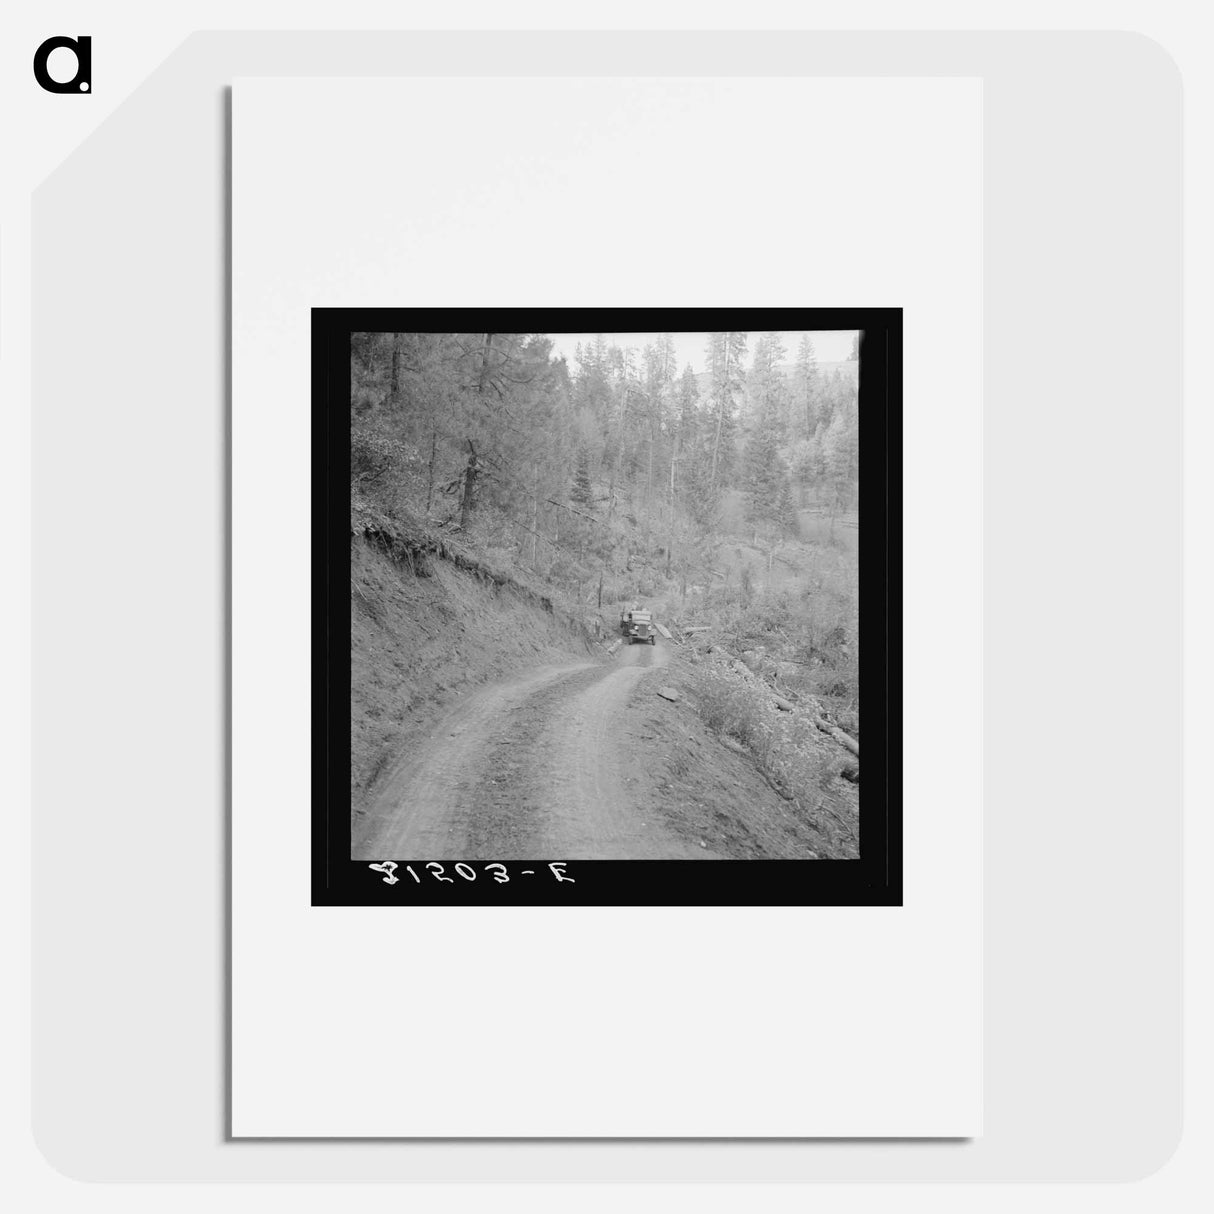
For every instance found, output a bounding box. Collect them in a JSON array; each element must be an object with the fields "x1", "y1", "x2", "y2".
[{"x1": 544, "y1": 331, "x2": 857, "y2": 375}]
